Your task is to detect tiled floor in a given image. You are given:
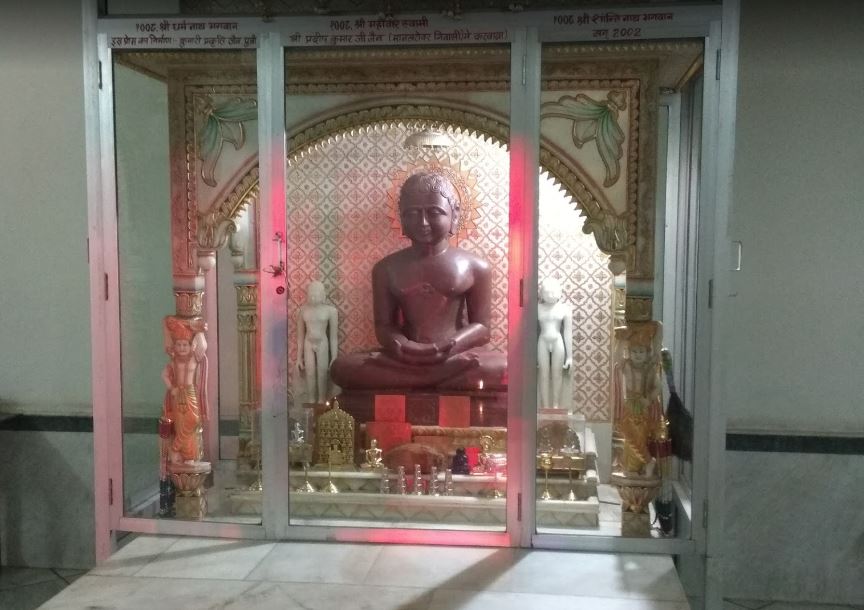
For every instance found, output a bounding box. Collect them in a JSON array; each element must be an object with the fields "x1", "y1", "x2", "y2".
[
  {"x1": 5, "y1": 537, "x2": 861, "y2": 609},
  {"x1": 724, "y1": 602, "x2": 863, "y2": 610},
  {"x1": 0, "y1": 567, "x2": 86, "y2": 610},
  {"x1": 26, "y1": 535, "x2": 691, "y2": 609}
]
